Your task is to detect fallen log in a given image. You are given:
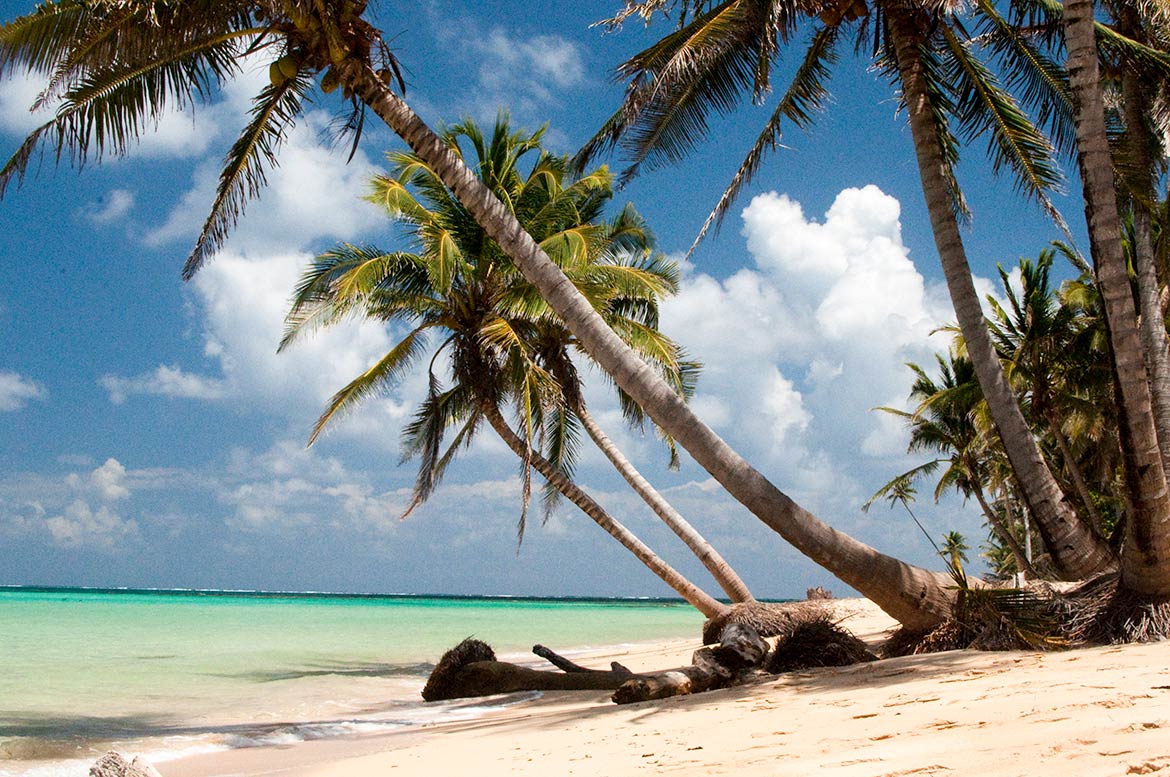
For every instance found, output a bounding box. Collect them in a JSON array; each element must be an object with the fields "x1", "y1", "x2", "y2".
[
  {"x1": 424, "y1": 624, "x2": 773, "y2": 706},
  {"x1": 421, "y1": 639, "x2": 641, "y2": 702},
  {"x1": 533, "y1": 644, "x2": 634, "y2": 676},
  {"x1": 612, "y1": 623, "x2": 769, "y2": 705}
]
